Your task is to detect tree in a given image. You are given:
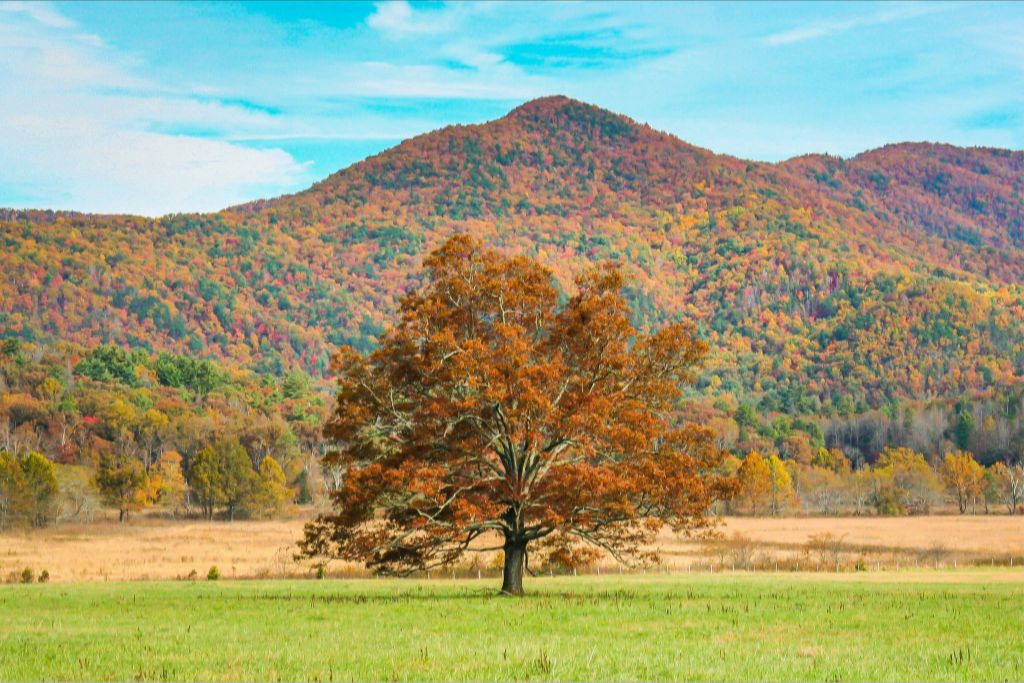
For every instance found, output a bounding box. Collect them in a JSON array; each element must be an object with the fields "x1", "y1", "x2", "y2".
[
  {"x1": 219, "y1": 440, "x2": 257, "y2": 521},
  {"x1": 873, "y1": 447, "x2": 941, "y2": 515},
  {"x1": 940, "y1": 451, "x2": 984, "y2": 514},
  {"x1": 811, "y1": 447, "x2": 851, "y2": 474},
  {"x1": 187, "y1": 443, "x2": 224, "y2": 520},
  {"x1": 766, "y1": 454, "x2": 795, "y2": 515},
  {"x1": 737, "y1": 451, "x2": 771, "y2": 515},
  {"x1": 187, "y1": 439, "x2": 257, "y2": 521},
  {"x1": 95, "y1": 451, "x2": 147, "y2": 522},
  {"x1": 792, "y1": 464, "x2": 845, "y2": 515},
  {"x1": 149, "y1": 451, "x2": 187, "y2": 511},
  {"x1": 0, "y1": 450, "x2": 27, "y2": 529},
  {"x1": 19, "y1": 451, "x2": 59, "y2": 527},
  {"x1": 246, "y1": 456, "x2": 292, "y2": 518},
  {"x1": 300, "y1": 236, "x2": 732, "y2": 595},
  {"x1": 990, "y1": 462, "x2": 1024, "y2": 514},
  {"x1": 75, "y1": 345, "x2": 140, "y2": 385}
]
